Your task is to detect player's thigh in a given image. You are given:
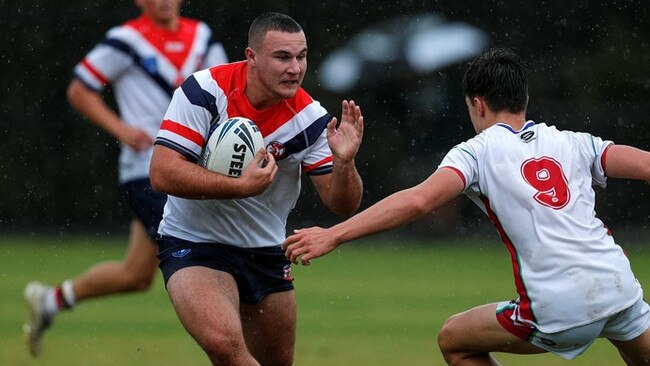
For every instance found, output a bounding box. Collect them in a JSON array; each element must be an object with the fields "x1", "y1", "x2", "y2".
[
  {"x1": 607, "y1": 298, "x2": 650, "y2": 365},
  {"x1": 439, "y1": 302, "x2": 545, "y2": 355},
  {"x1": 123, "y1": 219, "x2": 159, "y2": 275},
  {"x1": 610, "y1": 328, "x2": 650, "y2": 366},
  {"x1": 167, "y1": 266, "x2": 244, "y2": 345},
  {"x1": 241, "y1": 290, "x2": 296, "y2": 360}
]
